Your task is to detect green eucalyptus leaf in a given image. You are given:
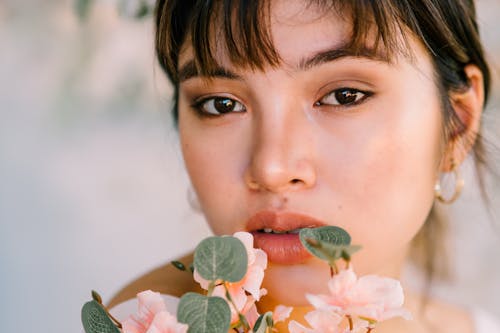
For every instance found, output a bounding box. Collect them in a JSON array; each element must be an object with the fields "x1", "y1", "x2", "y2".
[
  {"x1": 177, "y1": 293, "x2": 231, "y2": 333},
  {"x1": 81, "y1": 300, "x2": 120, "y2": 333},
  {"x1": 299, "y1": 226, "x2": 351, "y2": 261},
  {"x1": 194, "y1": 236, "x2": 248, "y2": 282},
  {"x1": 312, "y1": 242, "x2": 361, "y2": 262},
  {"x1": 340, "y1": 245, "x2": 362, "y2": 261},
  {"x1": 253, "y1": 311, "x2": 274, "y2": 333}
]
